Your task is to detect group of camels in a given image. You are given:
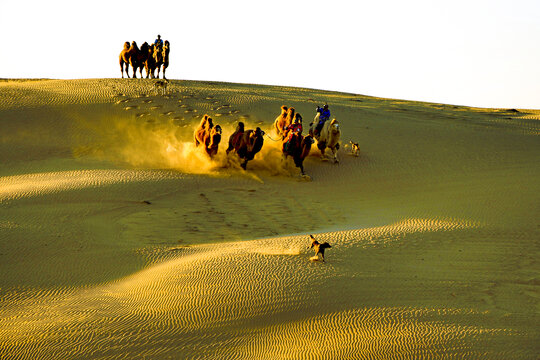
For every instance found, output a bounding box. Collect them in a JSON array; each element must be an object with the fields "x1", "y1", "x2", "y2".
[
  {"x1": 119, "y1": 40, "x2": 170, "y2": 79},
  {"x1": 194, "y1": 105, "x2": 342, "y2": 176}
]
